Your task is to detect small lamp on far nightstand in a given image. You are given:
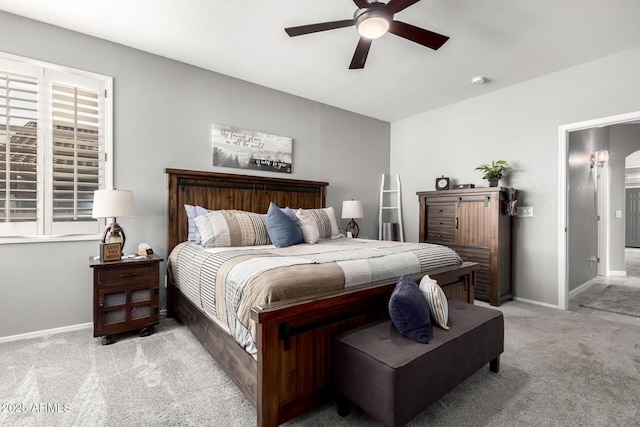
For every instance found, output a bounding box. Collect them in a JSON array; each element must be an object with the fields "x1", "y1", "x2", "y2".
[
  {"x1": 92, "y1": 189, "x2": 136, "y2": 250},
  {"x1": 342, "y1": 200, "x2": 364, "y2": 238}
]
